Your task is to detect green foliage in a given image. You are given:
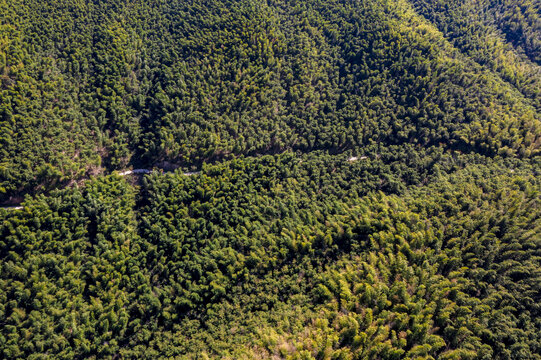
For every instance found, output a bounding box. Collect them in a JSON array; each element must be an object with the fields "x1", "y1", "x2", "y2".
[
  {"x1": 411, "y1": 0, "x2": 541, "y2": 109},
  {"x1": 0, "y1": 0, "x2": 540, "y2": 359},
  {"x1": 1, "y1": 0, "x2": 540, "y2": 202},
  {"x1": 1, "y1": 155, "x2": 539, "y2": 358}
]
